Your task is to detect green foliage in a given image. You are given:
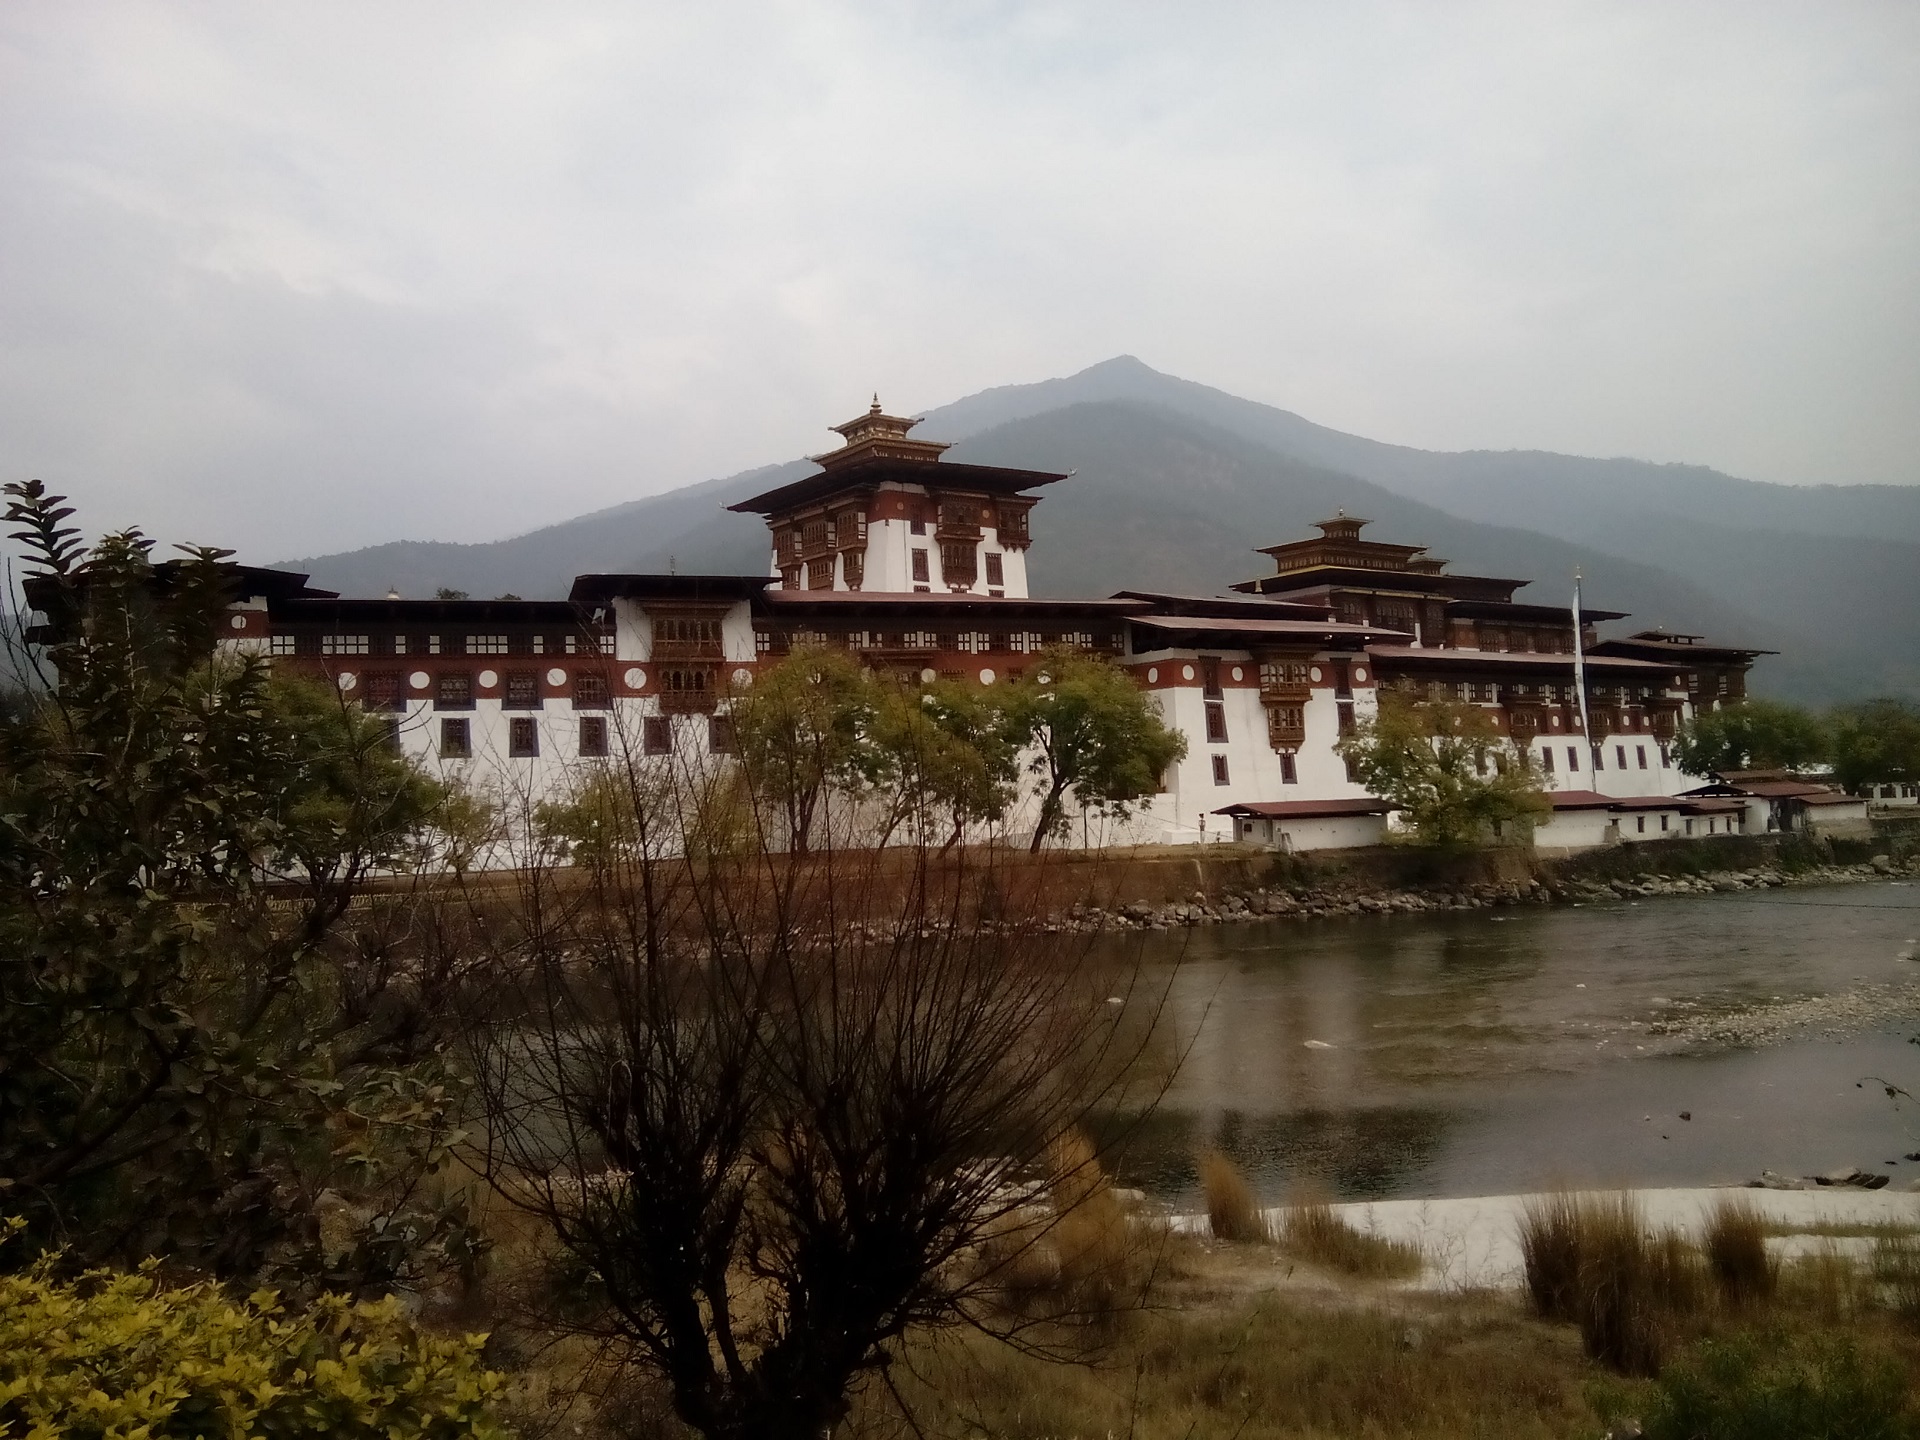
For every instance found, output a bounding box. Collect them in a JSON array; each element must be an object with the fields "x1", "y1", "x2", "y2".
[
  {"x1": 0, "y1": 1224, "x2": 509, "y2": 1439},
  {"x1": 729, "y1": 646, "x2": 892, "y2": 851},
  {"x1": 1001, "y1": 646, "x2": 1187, "y2": 852},
  {"x1": 1336, "y1": 690, "x2": 1548, "y2": 848},
  {"x1": 870, "y1": 677, "x2": 1021, "y2": 847},
  {"x1": 1674, "y1": 699, "x2": 1828, "y2": 776},
  {"x1": 1829, "y1": 698, "x2": 1920, "y2": 795},
  {"x1": 0, "y1": 481, "x2": 472, "y2": 1289},
  {"x1": 1643, "y1": 1331, "x2": 1916, "y2": 1440}
]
